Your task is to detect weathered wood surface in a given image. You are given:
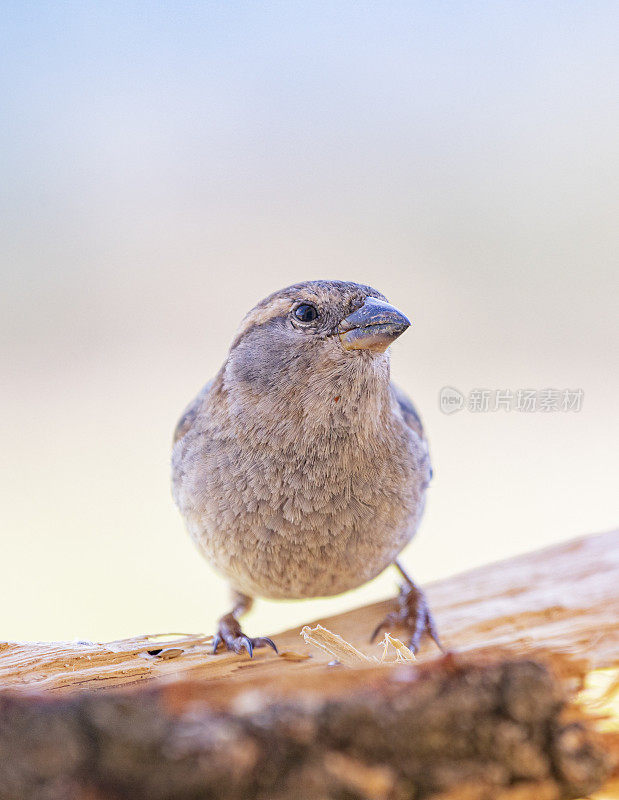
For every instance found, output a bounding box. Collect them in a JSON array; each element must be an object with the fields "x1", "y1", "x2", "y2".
[
  {"x1": 0, "y1": 529, "x2": 617, "y2": 692},
  {"x1": 0, "y1": 656, "x2": 613, "y2": 800},
  {"x1": 0, "y1": 530, "x2": 617, "y2": 800}
]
